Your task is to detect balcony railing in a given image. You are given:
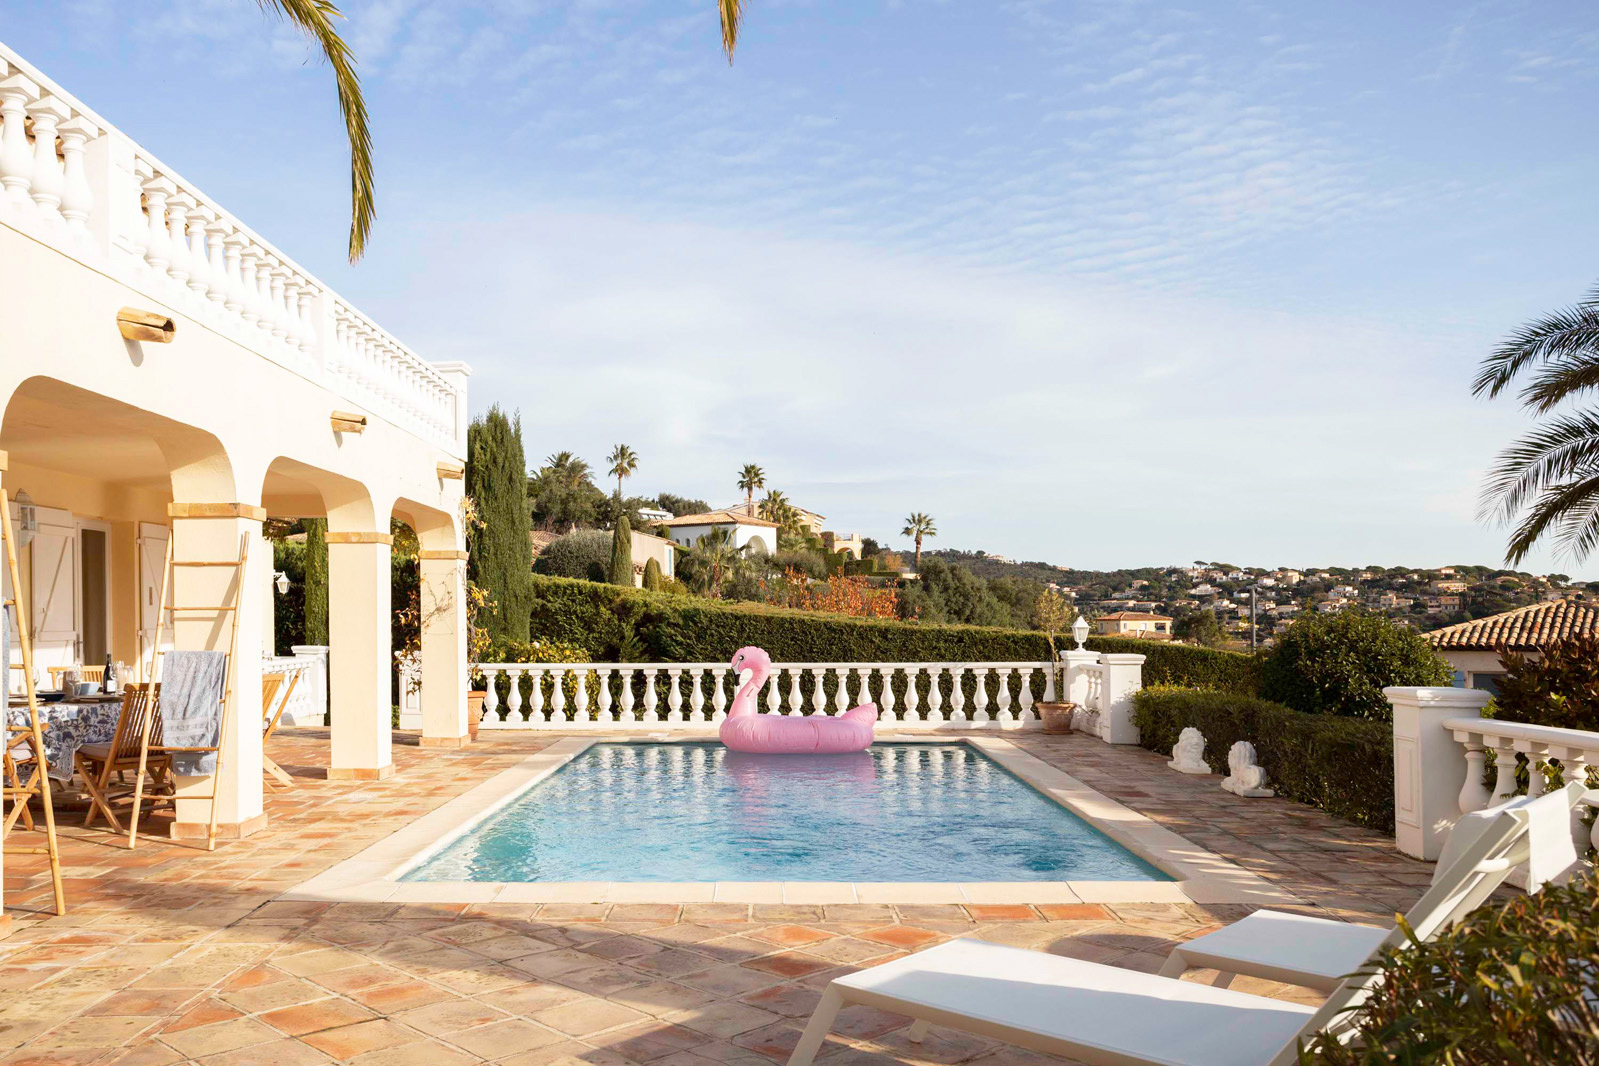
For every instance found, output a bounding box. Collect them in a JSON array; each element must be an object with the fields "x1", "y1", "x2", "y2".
[{"x1": 0, "y1": 41, "x2": 466, "y2": 455}]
